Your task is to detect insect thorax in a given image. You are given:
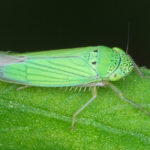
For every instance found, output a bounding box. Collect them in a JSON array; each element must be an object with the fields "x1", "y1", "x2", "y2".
[{"x1": 95, "y1": 46, "x2": 133, "y2": 81}]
